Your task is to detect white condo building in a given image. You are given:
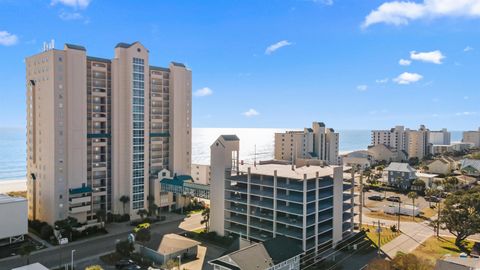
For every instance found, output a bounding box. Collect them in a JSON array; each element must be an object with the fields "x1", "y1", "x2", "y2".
[
  {"x1": 210, "y1": 135, "x2": 354, "y2": 254},
  {"x1": 274, "y1": 122, "x2": 339, "y2": 165},
  {"x1": 26, "y1": 42, "x2": 191, "y2": 225}
]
